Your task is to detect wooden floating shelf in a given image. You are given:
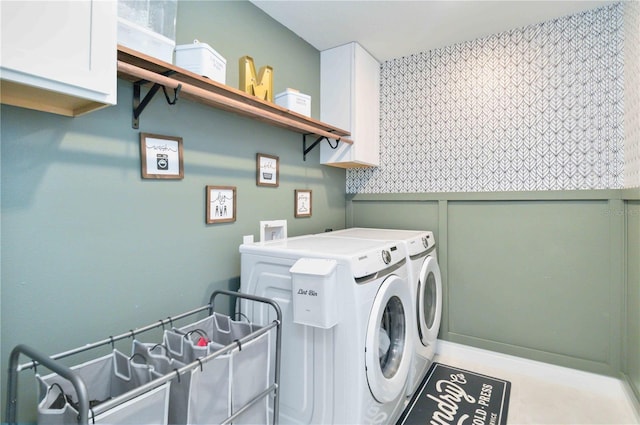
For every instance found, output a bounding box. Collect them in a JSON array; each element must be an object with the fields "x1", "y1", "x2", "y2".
[{"x1": 116, "y1": 45, "x2": 353, "y2": 144}]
